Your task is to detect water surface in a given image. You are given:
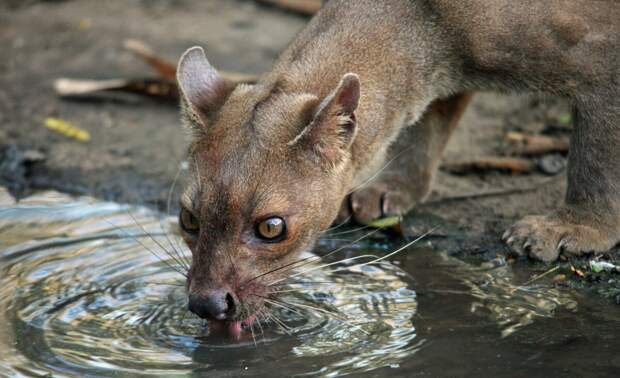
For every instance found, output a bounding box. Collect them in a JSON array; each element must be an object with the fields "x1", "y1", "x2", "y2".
[{"x1": 0, "y1": 190, "x2": 618, "y2": 377}]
